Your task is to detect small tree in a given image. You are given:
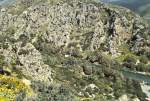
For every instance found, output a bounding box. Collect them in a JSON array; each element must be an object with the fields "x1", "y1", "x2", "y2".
[
  {"x1": 140, "y1": 55, "x2": 148, "y2": 64},
  {"x1": 123, "y1": 56, "x2": 136, "y2": 64},
  {"x1": 145, "y1": 51, "x2": 150, "y2": 60},
  {"x1": 136, "y1": 63, "x2": 146, "y2": 72}
]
